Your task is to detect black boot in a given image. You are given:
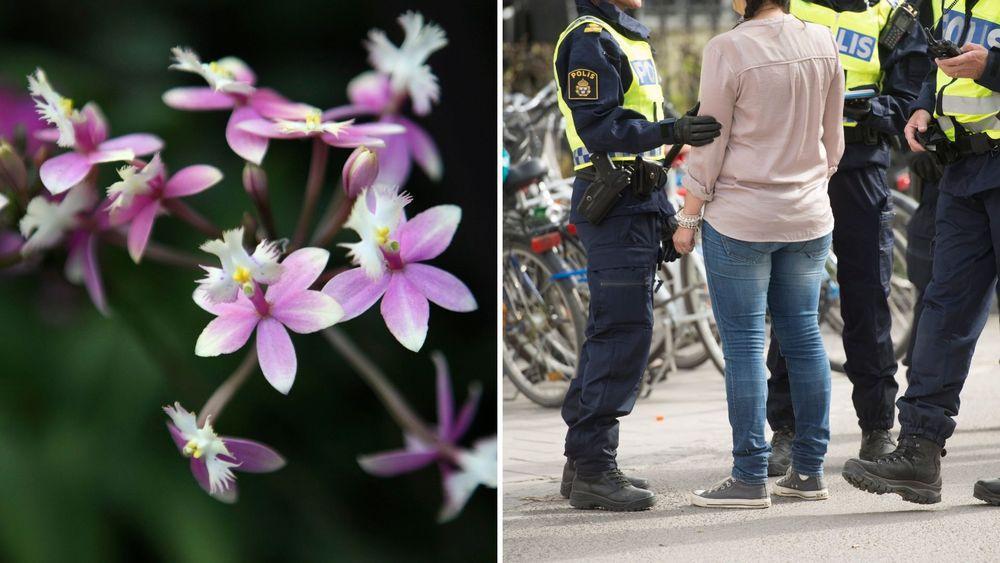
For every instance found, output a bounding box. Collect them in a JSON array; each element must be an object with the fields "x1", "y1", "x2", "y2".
[
  {"x1": 768, "y1": 428, "x2": 794, "y2": 477},
  {"x1": 858, "y1": 429, "x2": 897, "y2": 461},
  {"x1": 569, "y1": 468, "x2": 656, "y2": 511},
  {"x1": 973, "y1": 478, "x2": 1000, "y2": 506},
  {"x1": 560, "y1": 459, "x2": 649, "y2": 498},
  {"x1": 842, "y1": 435, "x2": 944, "y2": 504}
]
